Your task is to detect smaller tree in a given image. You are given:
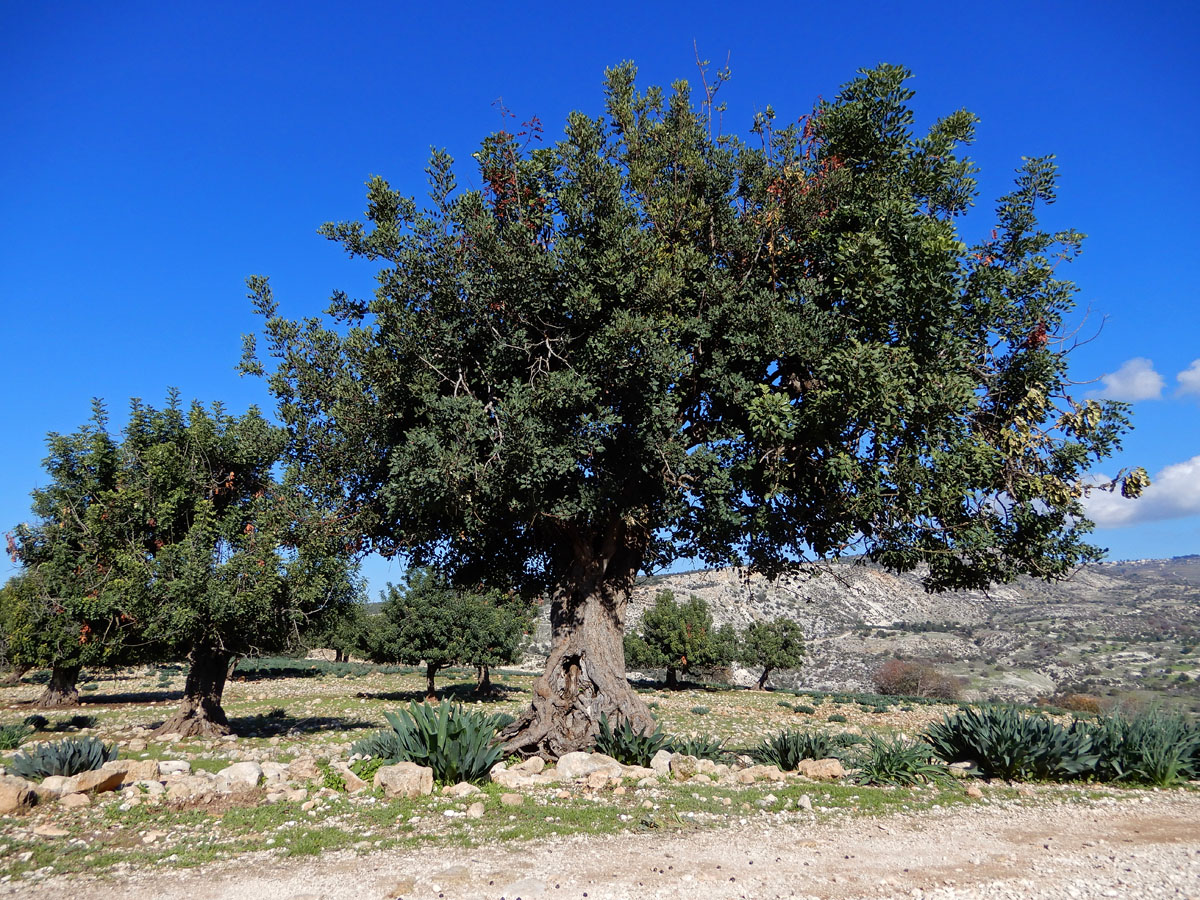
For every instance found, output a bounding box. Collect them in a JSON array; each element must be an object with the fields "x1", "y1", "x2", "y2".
[
  {"x1": 738, "y1": 618, "x2": 805, "y2": 690},
  {"x1": 365, "y1": 569, "x2": 525, "y2": 700},
  {"x1": 624, "y1": 591, "x2": 734, "y2": 689},
  {"x1": 302, "y1": 601, "x2": 369, "y2": 663}
]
